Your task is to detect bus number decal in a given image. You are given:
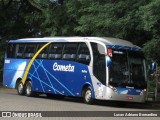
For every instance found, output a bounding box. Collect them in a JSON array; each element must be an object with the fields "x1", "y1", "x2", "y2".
[{"x1": 5, "y1": 60, "x2": 10, "y2": 64}]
